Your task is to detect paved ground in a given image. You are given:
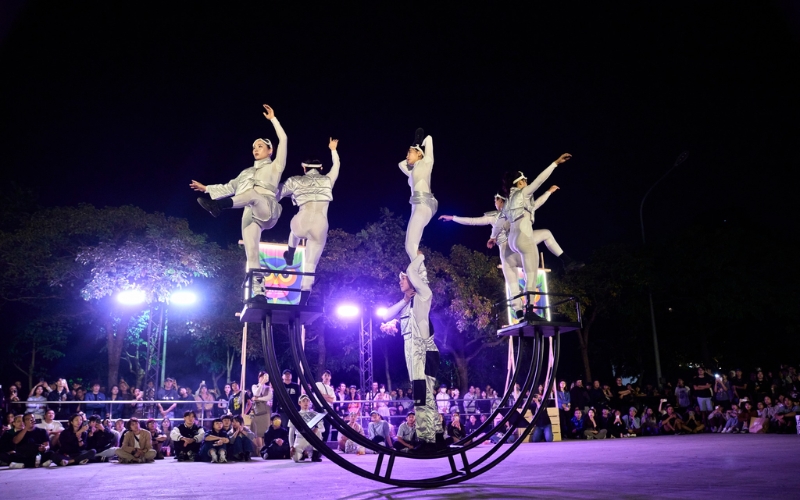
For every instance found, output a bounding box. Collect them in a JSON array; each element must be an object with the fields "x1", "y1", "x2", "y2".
[{"x1": 1, "y1": 434, "x2": 798, "y2": 499}]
